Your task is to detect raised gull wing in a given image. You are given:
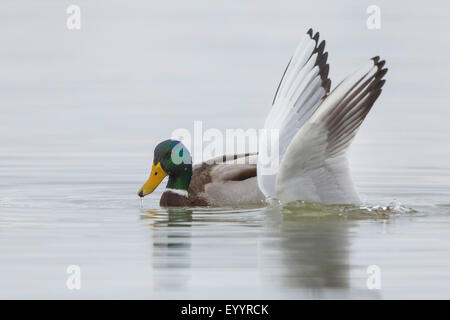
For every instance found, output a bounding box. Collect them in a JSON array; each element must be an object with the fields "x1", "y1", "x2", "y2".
[
  {"x1": 275, "y1": 57, "x2": 387, "y2": 204},
  {"x1": 257, "y1": 28, "x2": 331, "y2": 198}
]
